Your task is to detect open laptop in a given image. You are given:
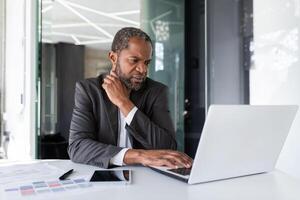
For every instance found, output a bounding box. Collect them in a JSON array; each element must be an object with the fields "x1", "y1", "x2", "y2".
[{"x1": 151, "y1": 105, "x2": 298, "y2": 184}]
